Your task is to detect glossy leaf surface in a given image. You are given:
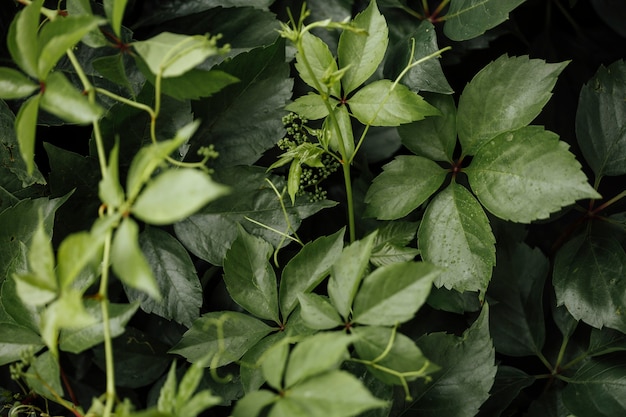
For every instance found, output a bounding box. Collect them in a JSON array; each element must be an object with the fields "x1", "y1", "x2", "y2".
[{"x1": 443, "y1": 0, "x2": 526, "y2": 41}]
